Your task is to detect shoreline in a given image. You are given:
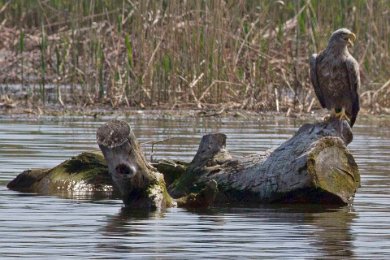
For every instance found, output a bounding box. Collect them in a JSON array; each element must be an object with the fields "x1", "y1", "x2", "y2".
[{"x1": 1, "y1": 102, "x2": 389, "y2": 124}]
